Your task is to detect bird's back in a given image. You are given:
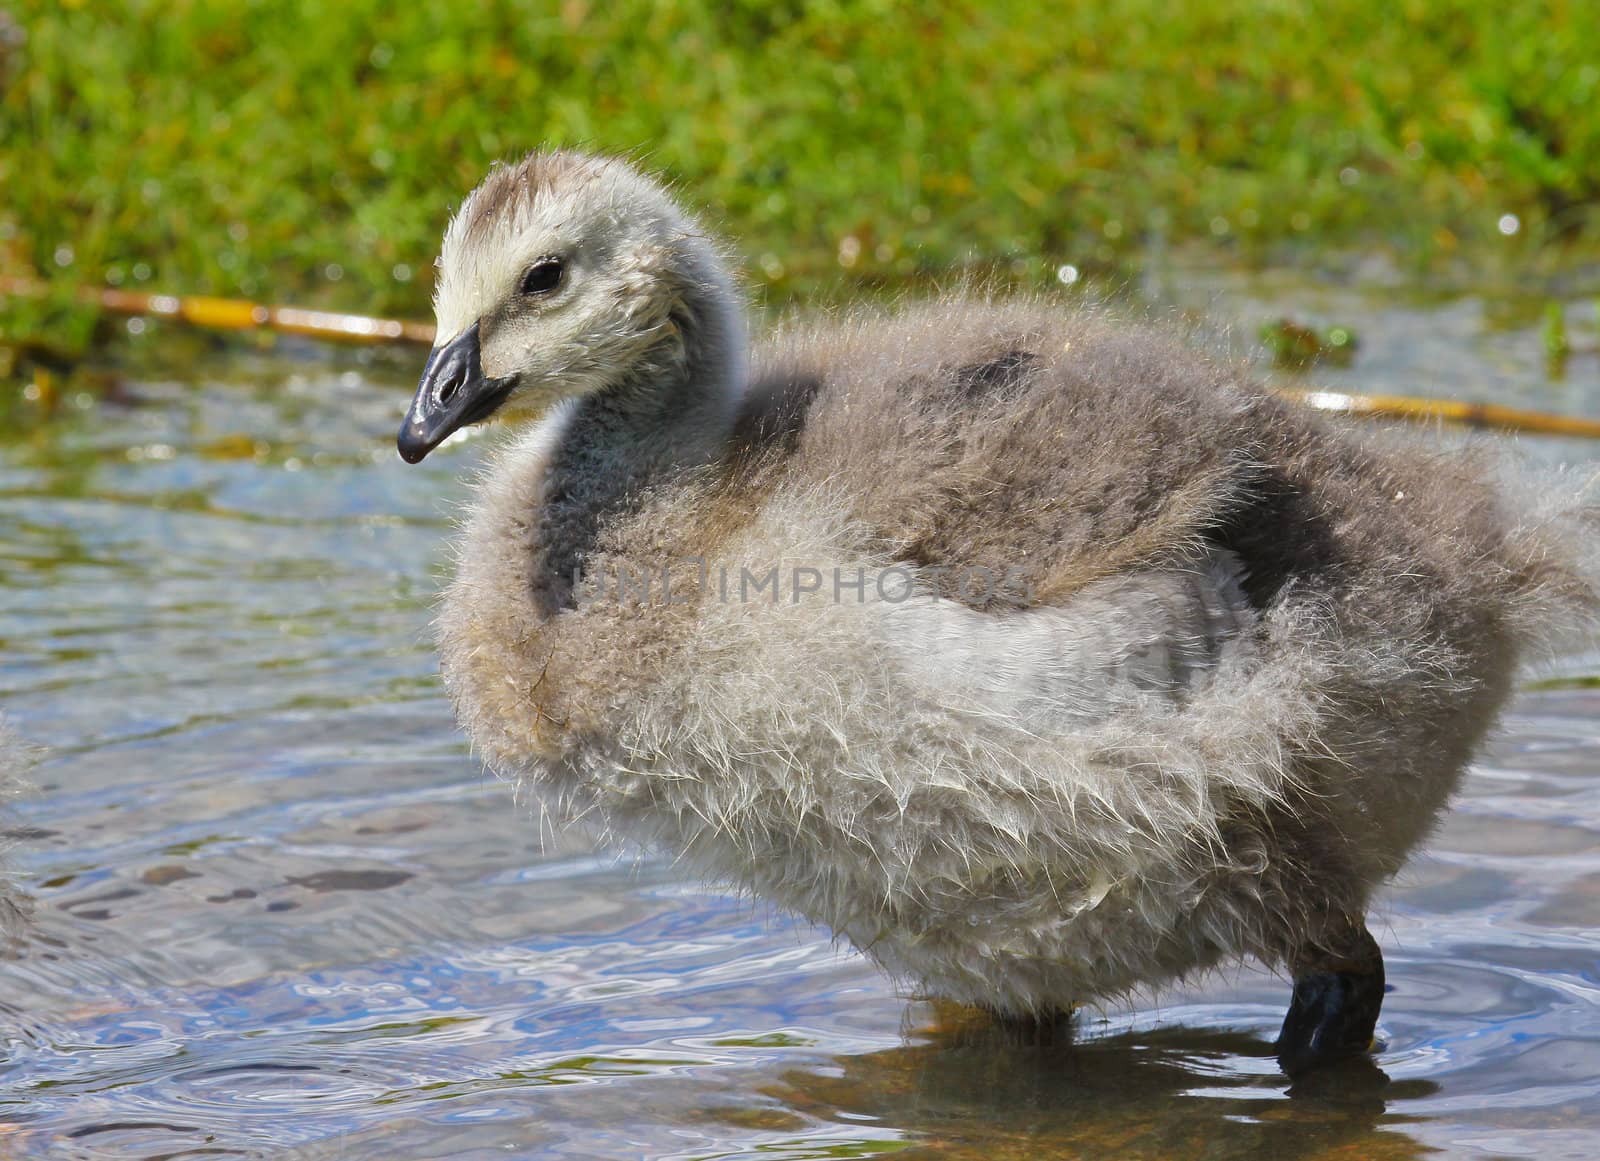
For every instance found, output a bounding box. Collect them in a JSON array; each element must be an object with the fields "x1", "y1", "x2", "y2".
[{"x1": 737, "y1": 297, "x2": 1592, "y2": 648}]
